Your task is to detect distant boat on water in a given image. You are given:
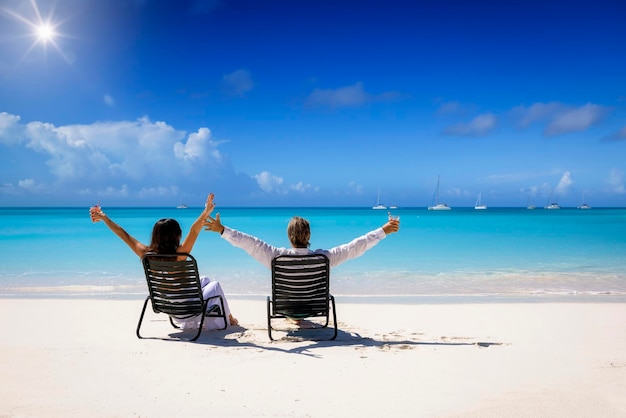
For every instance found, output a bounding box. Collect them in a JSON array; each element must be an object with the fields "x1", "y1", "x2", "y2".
[
  {"x1": 176, "y1": 203, "x2": 188, "y2": 209},
  {"x1": 578, "y1": 193, "x2": 591, "y2": 209},
  {"x1": 372, "y1": 190, "x2": 387, "y2": 210},
  {"x1": 526, "y1": 197, "x2": 536, "y2": 210},
  {"x1": 474, "y1": 192, "x2": 487, "y2": 210},
  {"x1": 428, "y1": 176, "x2": 452, "y2": 211},
  {"x1": 544, "y1": 189, "x2": 560, "y2": 210}
]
